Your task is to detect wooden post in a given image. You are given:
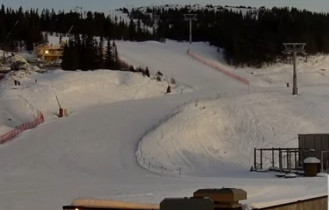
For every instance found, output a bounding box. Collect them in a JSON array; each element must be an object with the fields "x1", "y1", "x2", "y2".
[
  {"x1": 294, "y1": 150, "x2": 297, "y2": 169},
  {"x1": 254, "y1": 148, "x2": 257, "y2": 169},
  {"x1": 299, "y1": 148, "x2": 303, "y2": 167},
  {"x1": 272, "y1": 147, "x2": 274, "y2": 168},
  {"x1": 260, "y1": 149, "x2": 263, "y2": 169},
  {"x1": 288, "y1": 149, "x2": 292, "y2": 170},
  {"x1": 286, "y1": 149, "x2": 288, "y2": 170},
  {"x1": 279, "y1": 148, "x2": 282, "y2": 171}
]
